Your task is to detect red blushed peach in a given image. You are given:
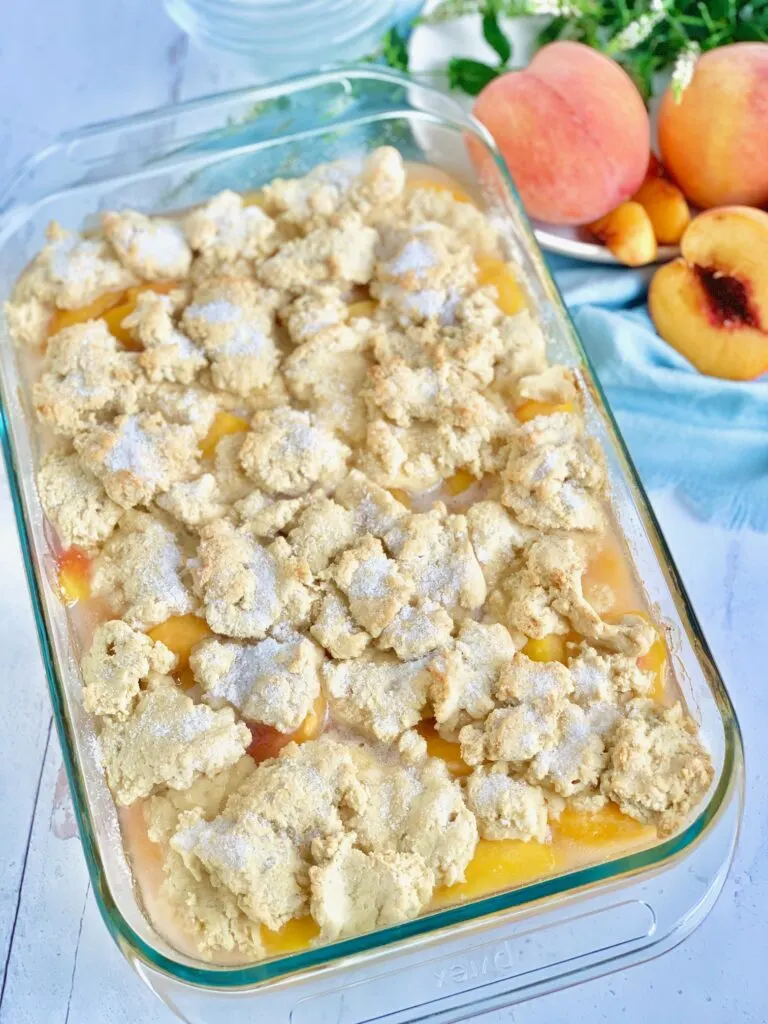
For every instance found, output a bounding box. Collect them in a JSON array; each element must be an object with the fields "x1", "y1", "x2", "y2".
[
  {"x1": 472, "y1": 41, "x2": 650, "y2": 226},
  {"x1": 658, "y1": 44, "x2": 768, "y2": 210}
]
